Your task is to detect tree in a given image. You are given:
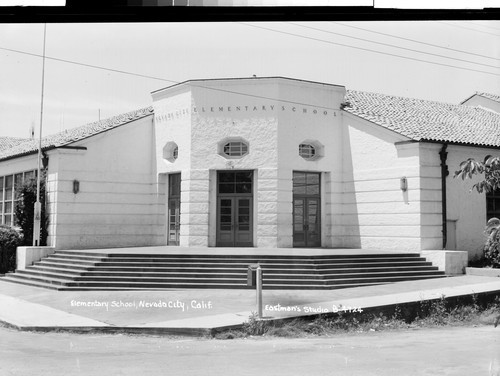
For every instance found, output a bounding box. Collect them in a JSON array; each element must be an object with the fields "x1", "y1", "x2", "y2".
[
  {"x1": 455, "y1": 155, "x2": 500, "y2": 267},
  {"x1": 14, "y1": 173, "x2": 48, "y2": 246},
  {"x1": 0, "y1": 225, "x2": 22, "y2": 273},
  {"x1": 454, "y1": 155, "x2": 500, "y2": 193}
]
